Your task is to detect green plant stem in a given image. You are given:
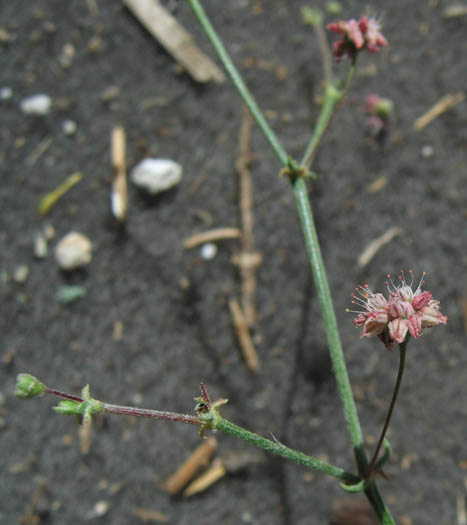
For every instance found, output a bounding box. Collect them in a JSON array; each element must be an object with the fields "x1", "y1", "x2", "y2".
[
  {"x1": 215, "y1": 415, "x2": 360, "y2": 484},
  {"x1": 300, "y1": 65, "x2": 354, "y2": 171},
  {"x1": 300, "y1": 83, "x2": 340, "y2": 170},
  {"x1": 187, "y1": 0, "x2": 288, "y2": 167},
  {"x1": 368, "y1": 341, "x2": 407, "y2": 478},
  {"x1": 293, "y1": 177, "x2": 366, "y2": 472}
]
